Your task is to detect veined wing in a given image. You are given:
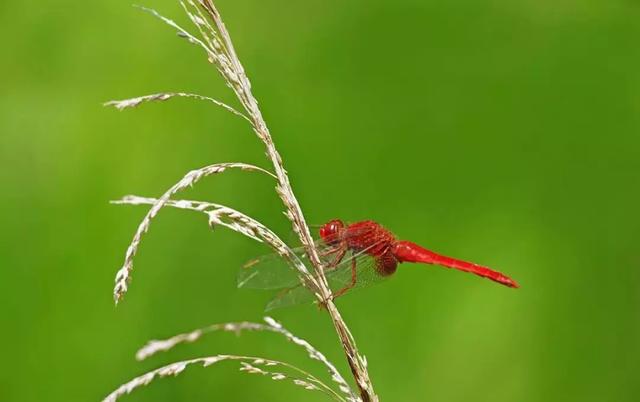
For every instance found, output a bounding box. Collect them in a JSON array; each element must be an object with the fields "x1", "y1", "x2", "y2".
[
  {"x1": 265, "y1": 241, "x2": 392, "y2": 311},
  {"x1": 237, "y1": 224, "x2": 377, "y2": 290},
  {"x1": 238, "y1": 247, "x2": 310, "y2": 290}
]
